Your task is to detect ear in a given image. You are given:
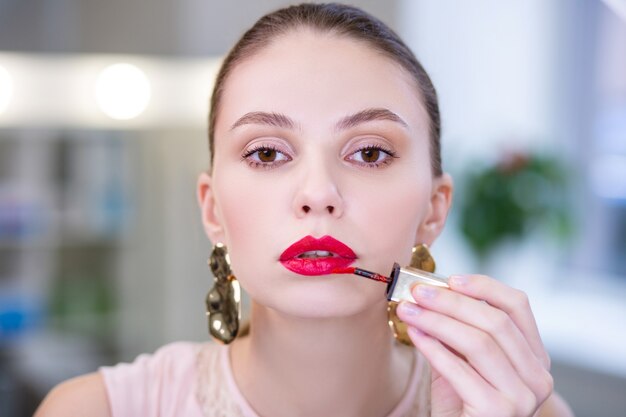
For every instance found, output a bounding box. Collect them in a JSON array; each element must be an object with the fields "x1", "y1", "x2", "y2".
[
  {"x1": 416, "y1": 173, "x2": 453, "y2": 246},
  {"x1": 197, "y1": 171, "x2": 226, "y2": 243}
]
